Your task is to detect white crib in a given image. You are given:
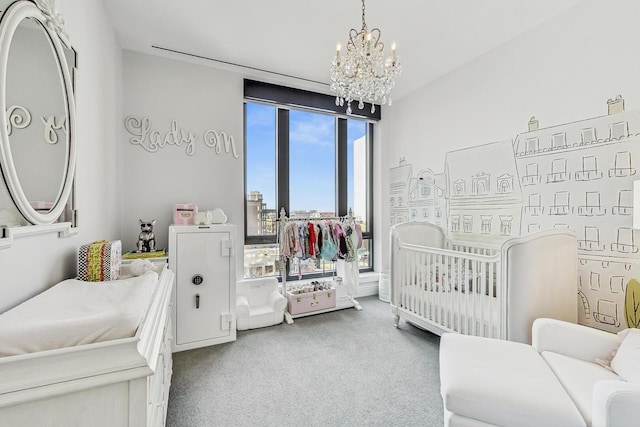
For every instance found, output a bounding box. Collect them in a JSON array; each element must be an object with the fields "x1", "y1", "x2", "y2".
[{"x1": 389, "y1": 222, "x2": 578, "y2": 344}]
